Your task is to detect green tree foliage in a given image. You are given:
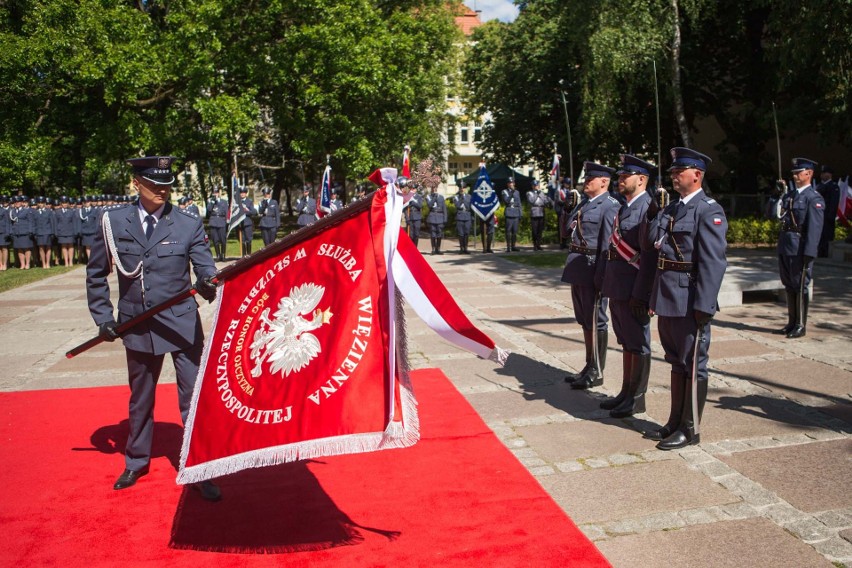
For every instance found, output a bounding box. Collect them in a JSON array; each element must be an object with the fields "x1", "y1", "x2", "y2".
[
  {"x1": 0, "y1": 0, "x2": 459, "y2": 195},
  {"x1": 464, "y1": 0, "x2": 850, "y2": 193}
]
